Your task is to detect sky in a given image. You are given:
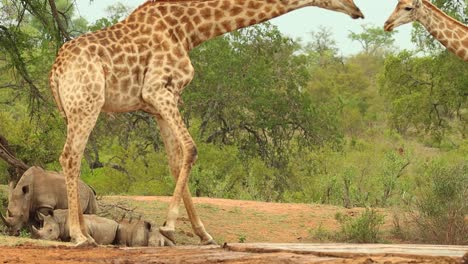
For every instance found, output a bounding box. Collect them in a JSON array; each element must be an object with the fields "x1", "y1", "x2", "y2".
[{"x1": 74, "y1": 0, "x2": 416, "y2": 56}]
